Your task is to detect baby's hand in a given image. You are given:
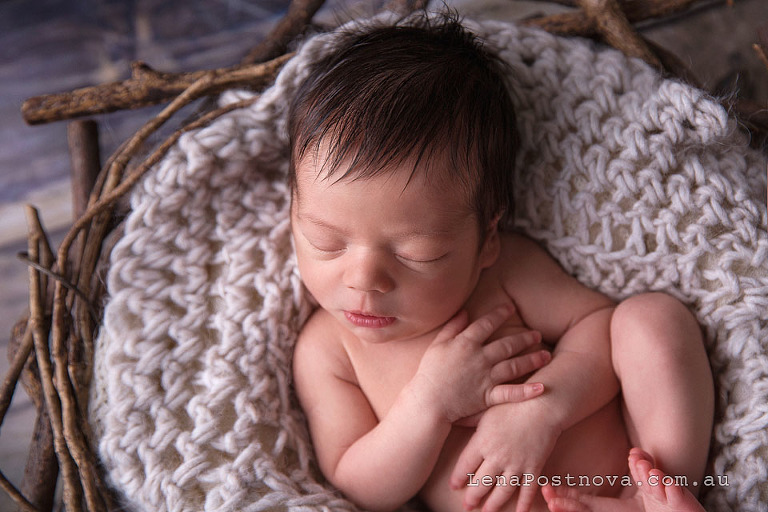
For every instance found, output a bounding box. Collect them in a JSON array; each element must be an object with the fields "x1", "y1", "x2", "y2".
[
  {"x1": 450, "y1": 401, "x2": 561, "y2": 512},
  {"x1": 412, "y1": 305, "x2": 550, "y2": 424}
]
